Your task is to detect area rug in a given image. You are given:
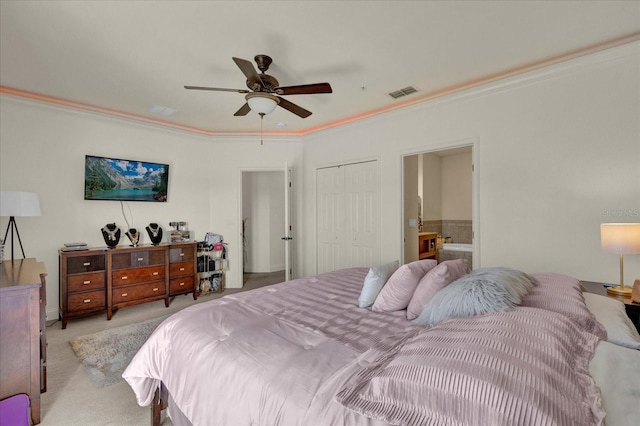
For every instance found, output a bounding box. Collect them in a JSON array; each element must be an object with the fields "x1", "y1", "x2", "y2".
[{"x1": 69, "y1": 315, "x2": 169, "y2": 388}]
